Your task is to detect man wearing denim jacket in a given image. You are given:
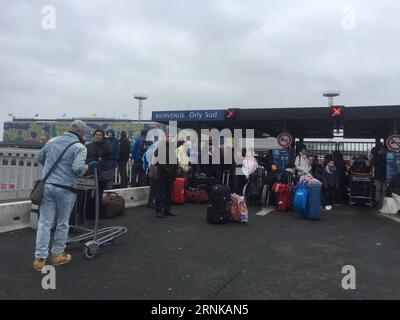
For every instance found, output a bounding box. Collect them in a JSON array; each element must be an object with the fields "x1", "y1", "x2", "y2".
[{"x1": 33, "y1": 120, "x2": 88, "y2": 271}]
